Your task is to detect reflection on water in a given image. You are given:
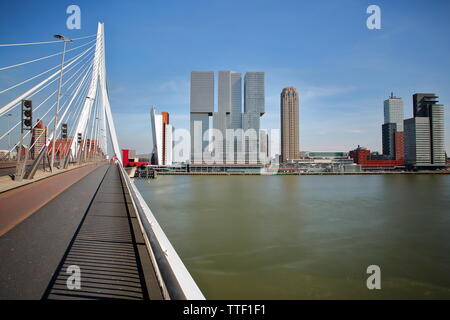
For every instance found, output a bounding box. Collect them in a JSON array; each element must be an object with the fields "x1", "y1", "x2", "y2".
[{"x1": 135, "y1": 175, "x2": 450, "y2": 299}]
